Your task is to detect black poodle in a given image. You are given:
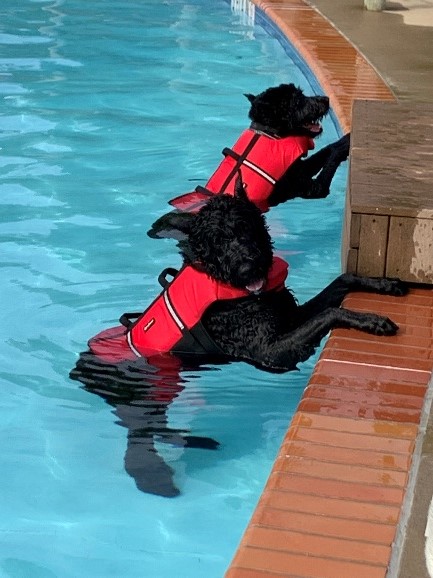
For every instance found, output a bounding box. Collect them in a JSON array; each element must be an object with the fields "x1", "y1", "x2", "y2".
[
  {"x1": 150, "y1": 83, "x2": 350, "y2": 239},
  {"x1": 148, "y1": 182, "x2": 405, "y2": 372},
  {"x1": 71, "y1": 183, "x2": 408, "y2": 497}
]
